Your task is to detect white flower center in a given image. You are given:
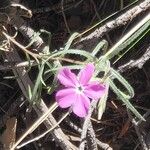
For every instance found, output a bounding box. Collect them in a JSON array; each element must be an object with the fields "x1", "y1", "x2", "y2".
[{"x1": 75, "y1": 84, "x2": 84, "y2": 94}]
